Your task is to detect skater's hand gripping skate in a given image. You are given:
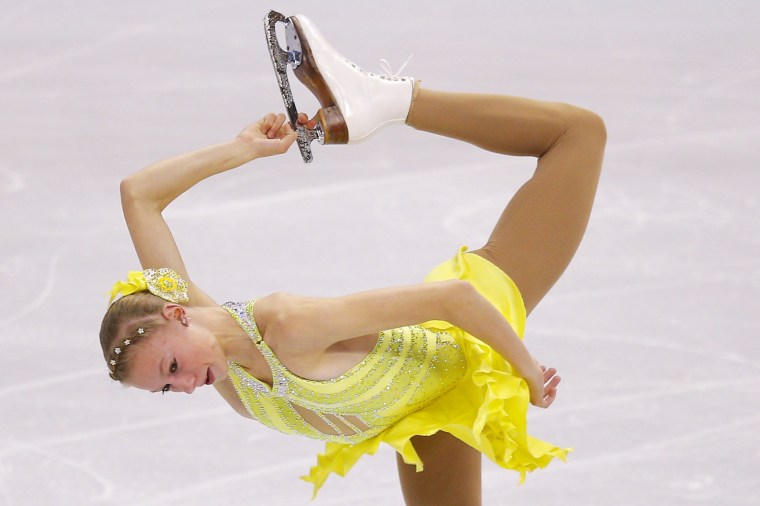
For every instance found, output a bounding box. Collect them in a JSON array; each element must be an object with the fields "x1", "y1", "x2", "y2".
[
  {"x1": 237, "y1": 113, "x2": 298, "y2": 159},
  {"x1": 526, "y1": 363, "x2": 561, "y2": 409},
  {"x1": 297, "y1": 113, "x2": 318, "y2": 130}
]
